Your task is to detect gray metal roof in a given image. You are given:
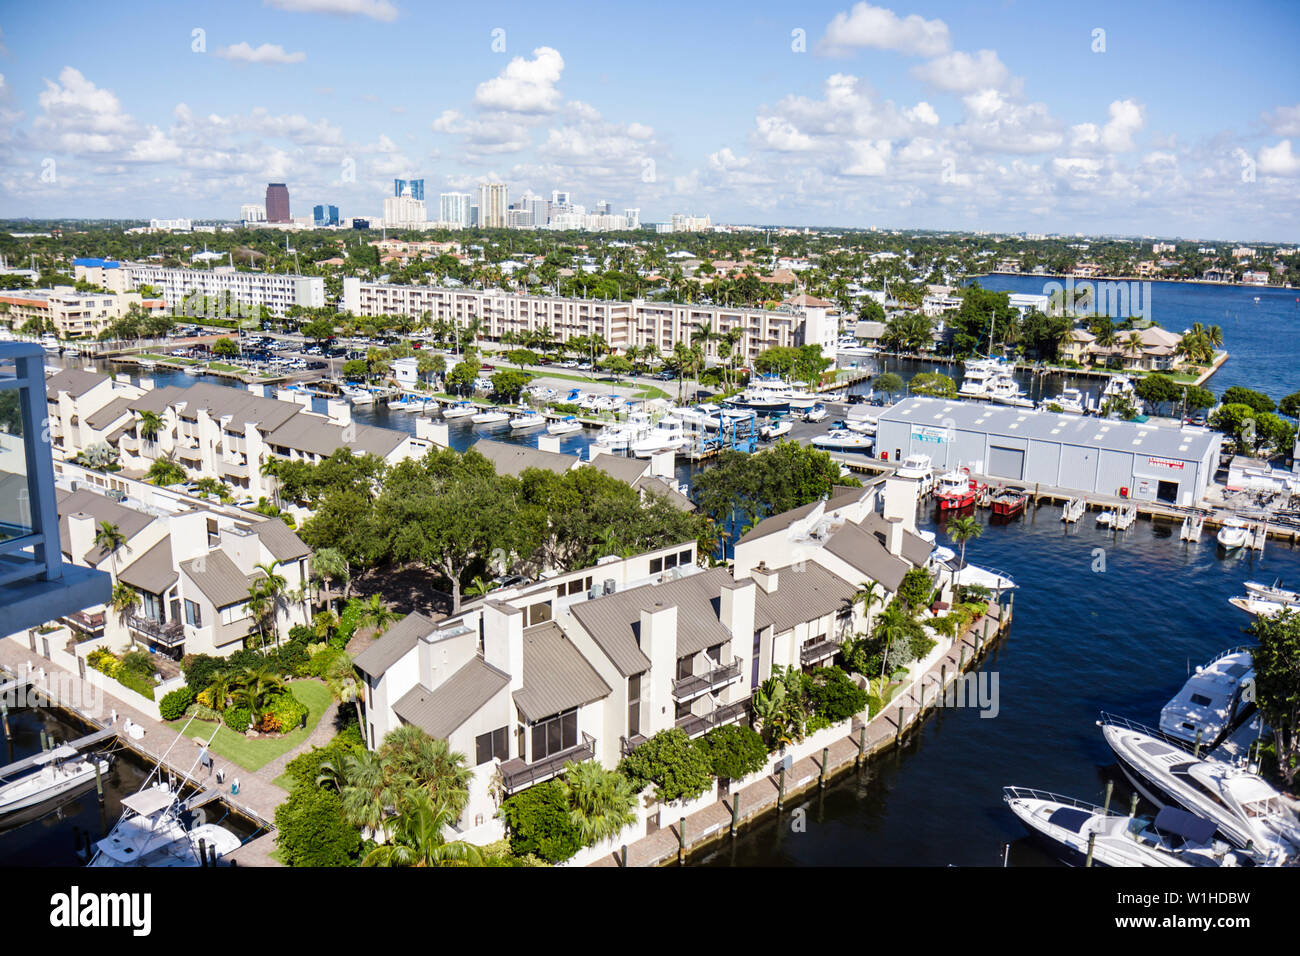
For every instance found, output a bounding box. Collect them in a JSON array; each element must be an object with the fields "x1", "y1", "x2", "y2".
[
  {"x1": 588, "y1": 454, "x2": 649, "y2": 485},
  {"x1": 56, "y1": 487, "x2": 154, "y2": 565},
  {"x1": 117, "y1": 537, "x2": 177, "y2": 595},
  {"x1": 569, "y1": 566, "x2": 737, "y2": 676},
  {"x1": 752, "y1": 561, "x2": 857, "y2": 635},
  {"x1": 352, "y1": 610, "x2": 437, "y2": 678},
  {"x1": 634, "y1": 475, "x2": 695, "y2": 512},
  {"x1": 84, "y1": 395, "x2": 135, "y2": 430},
  {"x1": 513, "y1": 621, "x2": 612, "y2": 722},
  {"x1": 859, "y1": 512, "x2": 933, "y2": 568},
  {"x1": 250, "y1": 518, "x2": 310, "y2": 561},
  {"x1": 46, "y1": 368, "x2": 109, "y2": 400},
  {"x1": 471, "y1": 438, "x2": 576, "y2": 477},
  {"x1": 822, "y1": 520, "x2": 911, "y2": 592},
  {"x1": 129, "y1": 382, "x2": 301, "y2": 431},
  {"x1": 737, "y1": 485, "x2": 871, "y2": 544},
  {"x1": 264, "y1": 415, "x2": 407, "y2": 458},
  {"x1": 180, "y1": 550, "x2": 255, "y2": 609},
  {"x1": 392, "y1": 656, "x2": 510, "y2": 740},
  {"x1": 879, "y1": 396, "x2": 1221, "y2": 461}
]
